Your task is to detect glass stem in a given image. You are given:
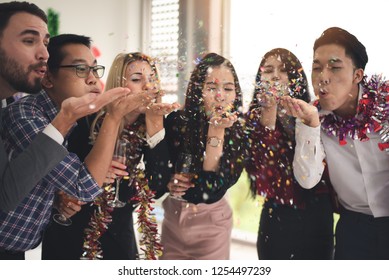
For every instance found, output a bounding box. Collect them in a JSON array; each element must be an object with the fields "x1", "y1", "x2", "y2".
[{"x1": 114, "y1": 178, "x2": 121, "y2": 201}]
